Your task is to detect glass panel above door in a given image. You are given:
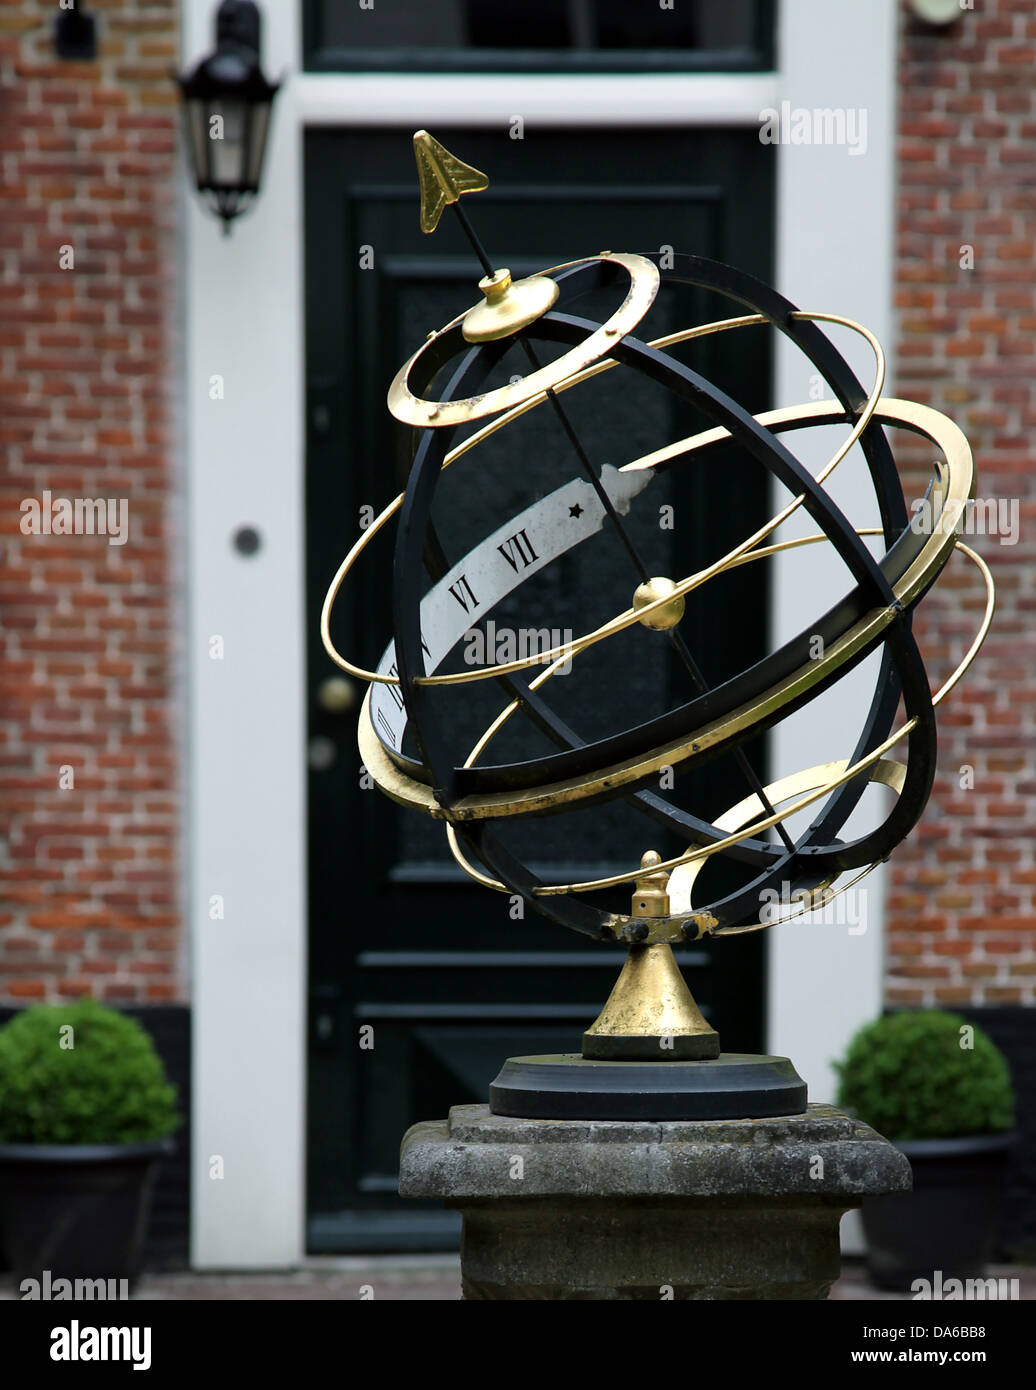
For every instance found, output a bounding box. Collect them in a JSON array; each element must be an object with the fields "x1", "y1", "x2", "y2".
[{"x1": 303, "y1": 0, "x2": 775, "y2": 73}]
